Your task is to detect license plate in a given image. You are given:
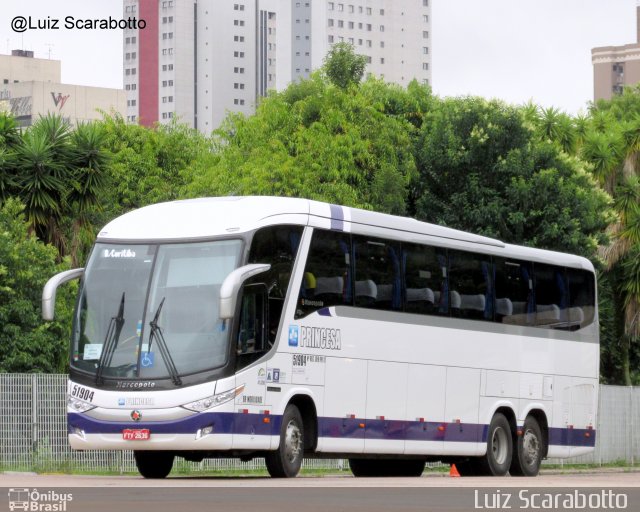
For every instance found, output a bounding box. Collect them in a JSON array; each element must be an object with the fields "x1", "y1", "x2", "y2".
[{"x1": 122, "y1": 429, "x2": 150, "y2": 441}]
